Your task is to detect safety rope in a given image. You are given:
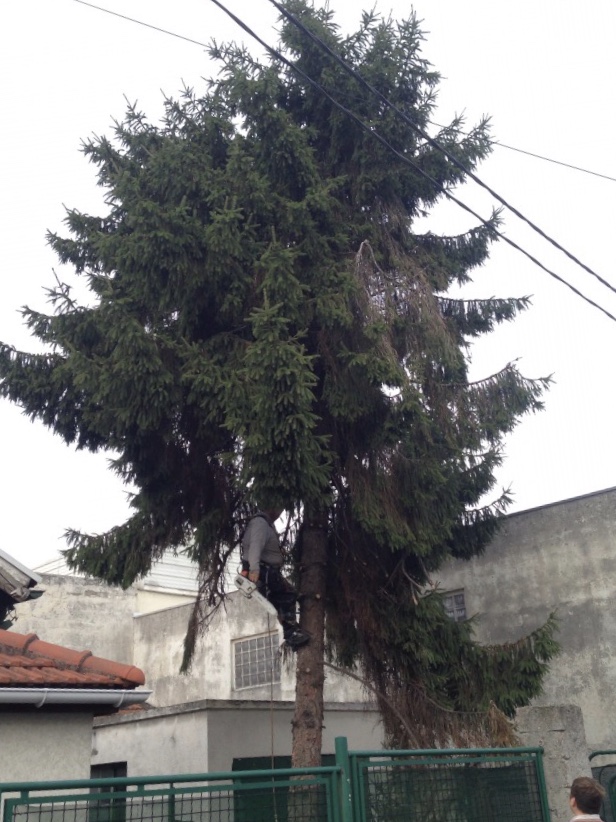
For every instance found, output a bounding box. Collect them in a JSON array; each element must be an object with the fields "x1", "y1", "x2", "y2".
[{"x1": 267, "y1": 612, "x2": 280, "y2": 822}]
